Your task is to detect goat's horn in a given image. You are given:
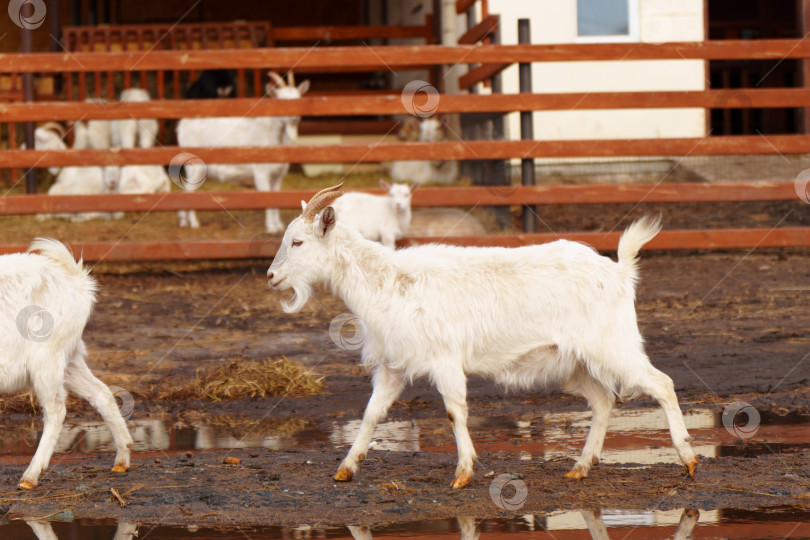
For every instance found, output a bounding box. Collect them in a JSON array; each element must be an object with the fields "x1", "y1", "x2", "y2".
[
  {"x1": 287, "y1": 70, "x2": 295, "y2": 86},
  {"x1": 268, "y1": 71, "x2": 286, "y2": 87},
  {"x1": 38, "y1": 122, "x2": 66, "y2": 138},
  {"x1": 302, "y1": 183, "x2": 344, "y2": 223}
]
